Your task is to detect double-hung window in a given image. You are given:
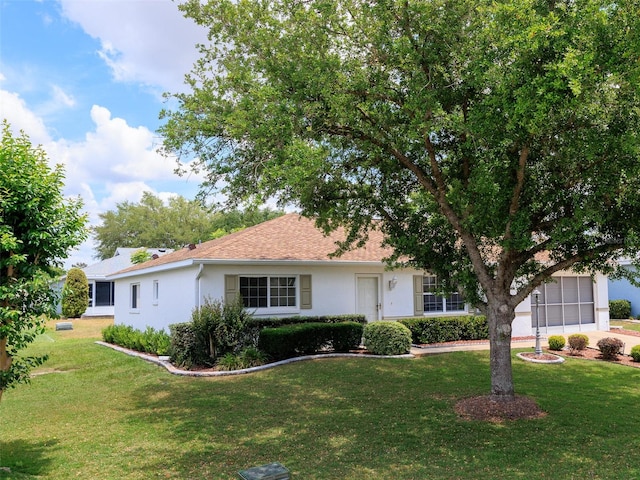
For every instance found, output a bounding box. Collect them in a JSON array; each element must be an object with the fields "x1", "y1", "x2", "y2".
[
  {"x1": 131, "y1": 283, "x2": 140, "y2": 310},
  {"x1": 239, "y1": 276, "x2": 296, "y2": 309},
  {"x1": 422, "y1": 276, "x2": 465, "y2": 313}
]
